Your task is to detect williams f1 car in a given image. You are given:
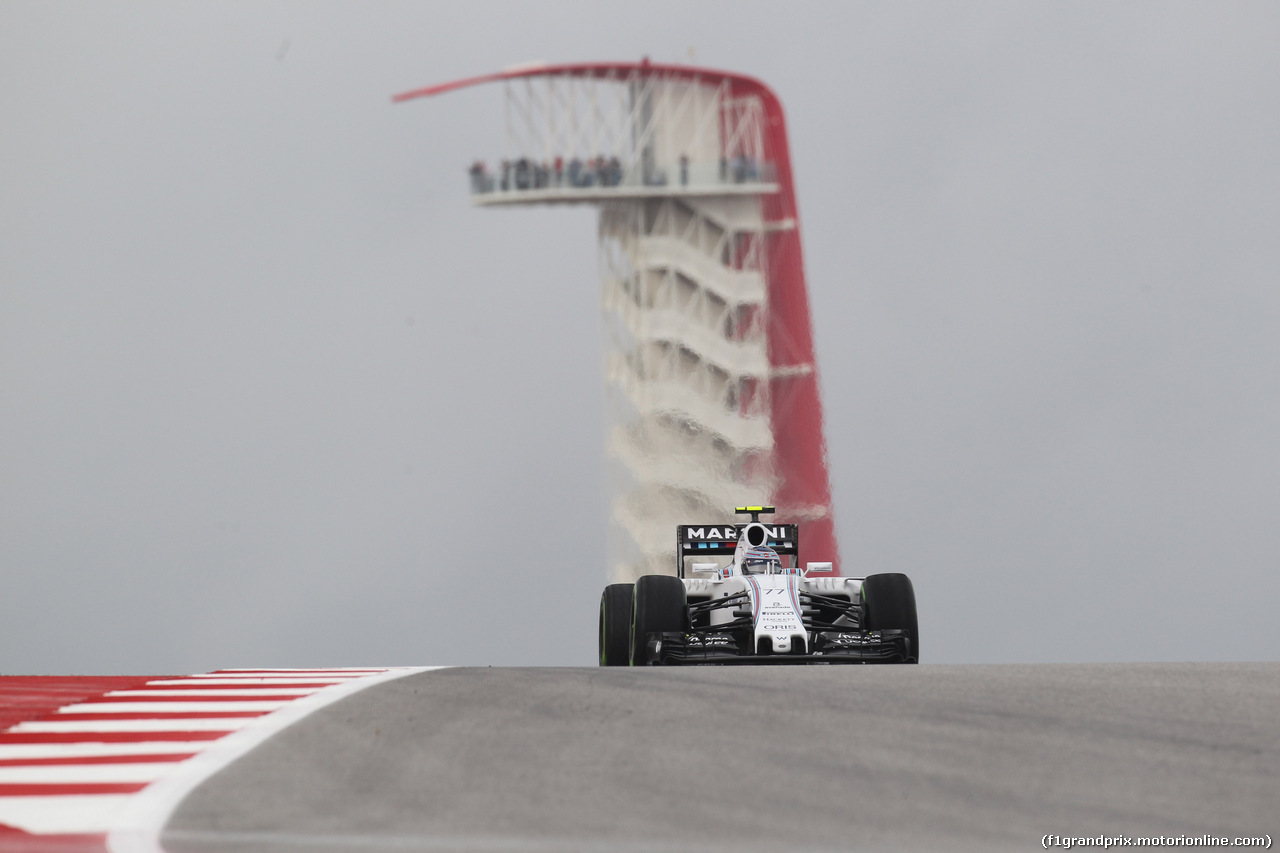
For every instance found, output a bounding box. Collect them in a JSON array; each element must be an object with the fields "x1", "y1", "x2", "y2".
[{"x1": 599, "y1": 507, "x2": 919, "y2": 665}]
